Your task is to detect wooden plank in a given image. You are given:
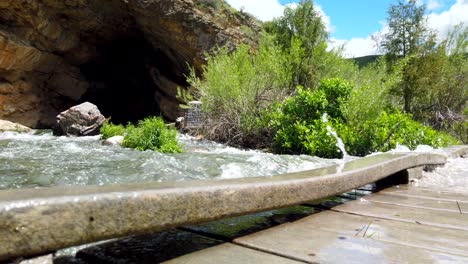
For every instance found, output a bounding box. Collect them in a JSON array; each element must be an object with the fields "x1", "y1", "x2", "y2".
[
  {"x1": 235, "y1": 221, "x2": 468, "y2": 264},
  {"x1": 333, "y1": 200, "x2": 468, "y2": 231},
  {"x1": 364, "y1": 193, "x2": 464, "y2": 213},
  {"x1": 380, "y1": 186, "x2": 468, "y2": 202},
  {"x1": 162, "y1": 243, "x2": 303, "y2": 264},
  {"x1": 278, "y1": 210, "x2": 468, "y2": 257}
]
